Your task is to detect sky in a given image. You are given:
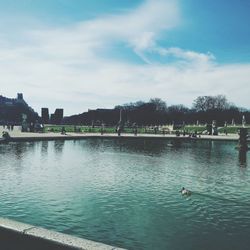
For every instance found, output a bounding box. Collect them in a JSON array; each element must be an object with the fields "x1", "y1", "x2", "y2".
[{"x1": 0, "y1": 0, "x2": 249, "y2": 115}]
